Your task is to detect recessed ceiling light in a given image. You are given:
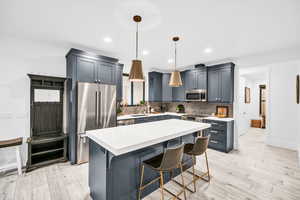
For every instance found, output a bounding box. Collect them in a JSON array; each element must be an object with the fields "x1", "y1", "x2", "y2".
[
  {"x1": 168, "y1": 59, "x2": 174, "y2": 63},
  {"x1": 142, "y1": 50, "x2": 149, "y2": 55},
  {"x1": 103, "y1": 37, "x2": 112, "y2": 43},
  {"x1": 204, "y1": 48, "x2": 213, "y2": 54}
]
